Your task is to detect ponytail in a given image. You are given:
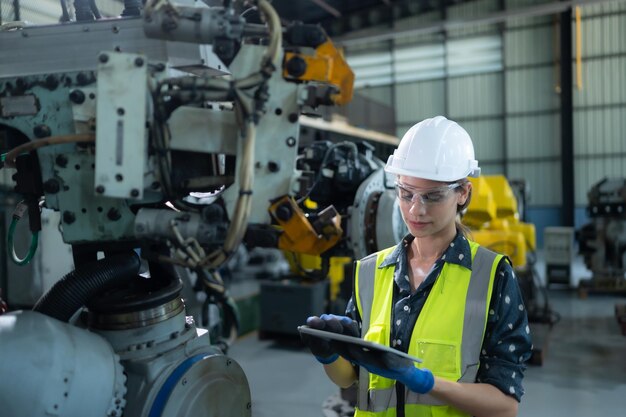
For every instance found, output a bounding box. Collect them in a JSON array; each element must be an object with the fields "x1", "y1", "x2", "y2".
[{"x1": 455, "y1": 179, "x2": 473, "y2": 238}]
